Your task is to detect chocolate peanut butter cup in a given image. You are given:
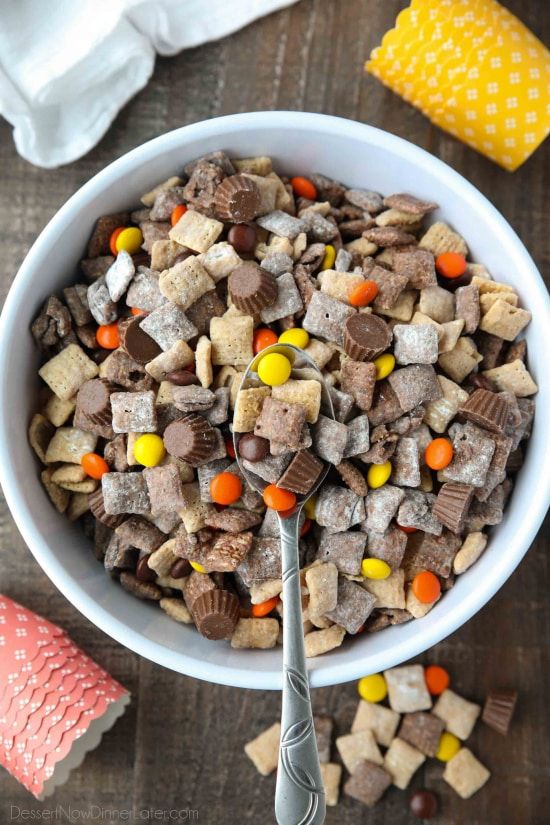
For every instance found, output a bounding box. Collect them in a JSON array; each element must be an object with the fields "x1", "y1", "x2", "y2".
[
  {"x1": 459, "y1": 388, "x2": 509, "y2": 434},
  {"x1": 193, "y1": 589, "x2": 240, "y2": 640},
  {"x1": 277, "y1": 450, "x2": 324, "y2": 496},
  {"x1": 214, "y1": 174, "x2": 261, "y2": 223},
  {"x1": 119, "y1": 316, "x2": 162, "y2": 365},
  {"x1": 76, "y1": 378, "x2": 113, "y2": 428},
  {"x1": 228, "y1": 262, "x2": 278, "y2": 315},
  {"x1": 163, "y1": 413, "x2": 217, "y2": 463},
  {"x1": 482, "y1": 690, "x2": 517, "y2": 735},
  {"x1": 343, "y1": 313, "x2": 392, "y2": 361},
  {"x1": 432, "y1": 482, "x2": 474, "y2": 534}
]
